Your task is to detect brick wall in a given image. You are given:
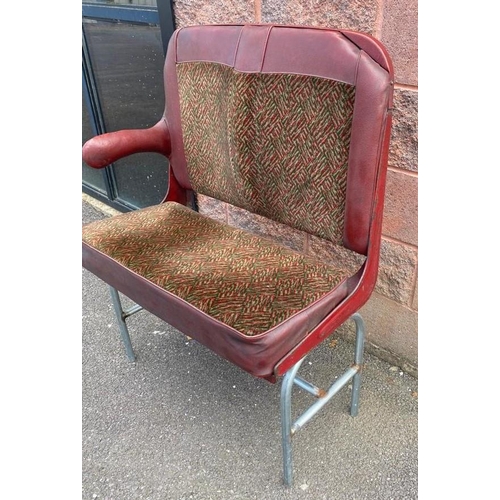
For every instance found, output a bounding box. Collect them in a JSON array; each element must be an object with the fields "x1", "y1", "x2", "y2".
[{"x1": 172, "y1": 0, "x2": 418, "y2": 376}]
